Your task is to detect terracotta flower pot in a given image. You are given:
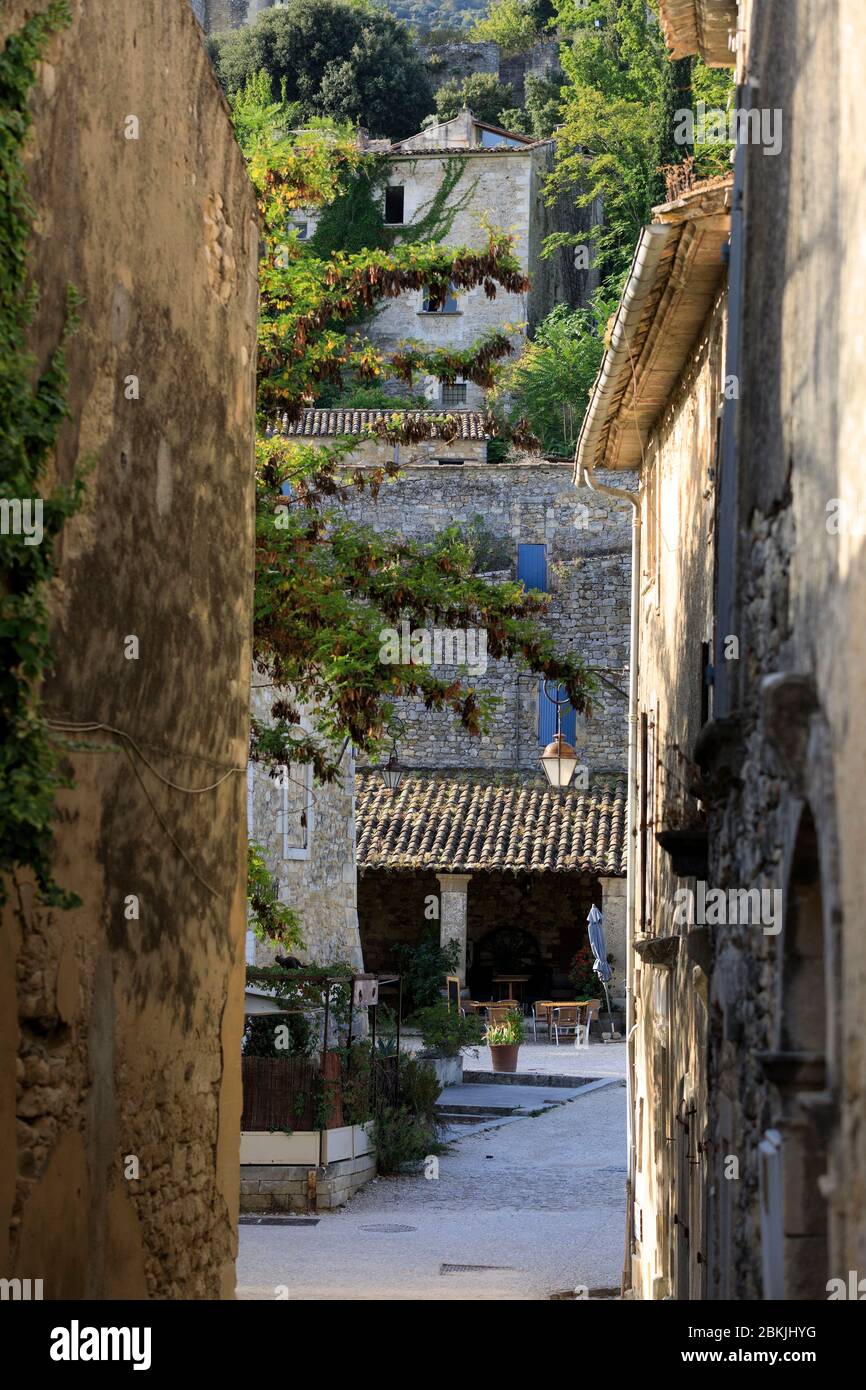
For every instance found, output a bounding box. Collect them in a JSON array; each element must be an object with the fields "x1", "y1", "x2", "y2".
[{"x1": 490, "y1": 1043, "x2": 520, "y2": 1073}]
